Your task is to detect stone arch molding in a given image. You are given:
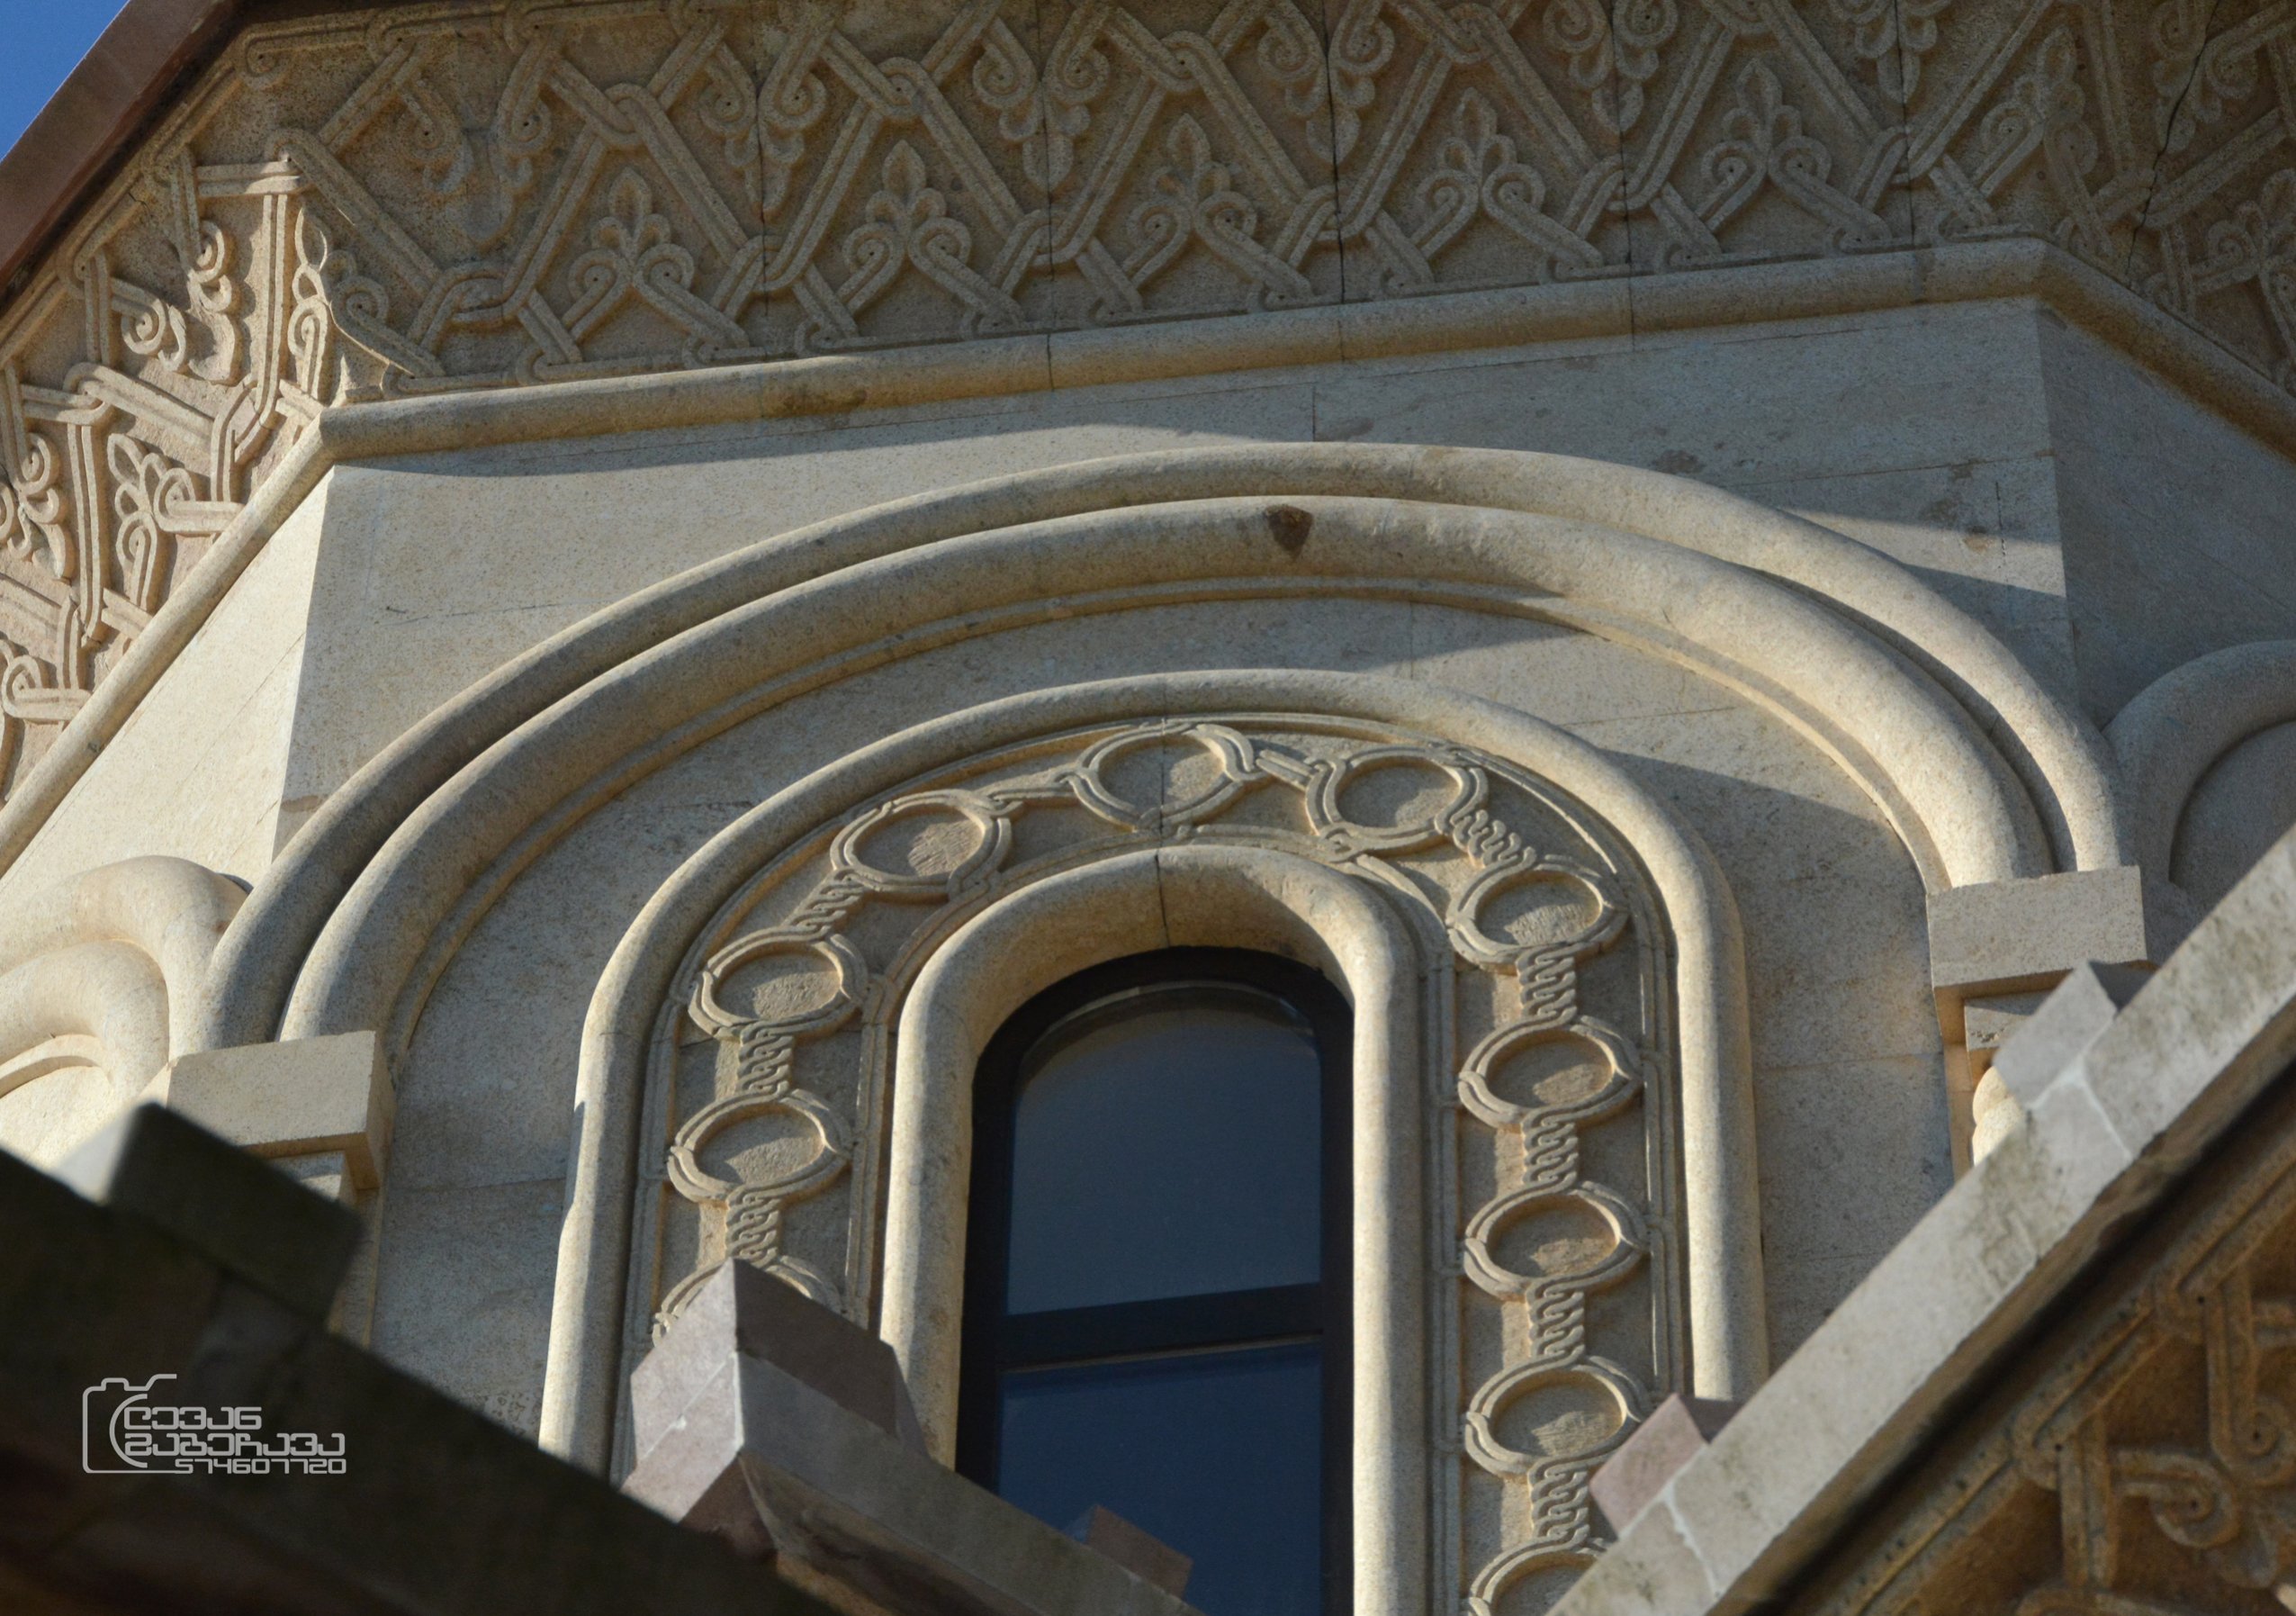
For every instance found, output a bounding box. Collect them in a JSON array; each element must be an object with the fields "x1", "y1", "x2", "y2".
[
  {"x1": 186, "y1": 444, "x2": 2120, "y2": 1078},
  {"x1": 142, "y1": 441, "x2": 2111, "y2": 1602},
  {"x1": 541, "y1": 671, "x2": 1761, "y2": 1616},
  {"x1": 2111, "y1": 640, "x2": 2296, "y2": 922}
]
